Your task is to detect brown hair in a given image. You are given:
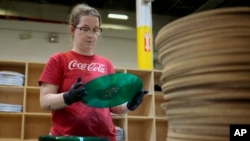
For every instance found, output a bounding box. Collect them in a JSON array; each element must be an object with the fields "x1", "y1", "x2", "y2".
[{"x1": 69, "y1": 3, "x2": 102, "y2": 27}]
